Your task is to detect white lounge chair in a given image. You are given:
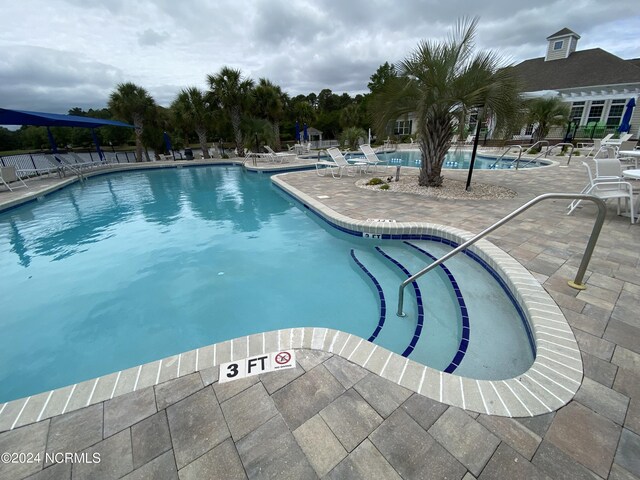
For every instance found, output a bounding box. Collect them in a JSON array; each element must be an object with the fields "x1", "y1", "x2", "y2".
[
  {"x1": 264, "y1": 145, "x2": 296, "y2": 163},
  {"x1": 359, "y1": 144, "x2": 387, "y2": 173},
  {"x1": 316, "y1": 147, "x2": 366, "y2": 178},
  {"x1": 0, "y1": 165, "x2": 28, "y2": 191}
]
